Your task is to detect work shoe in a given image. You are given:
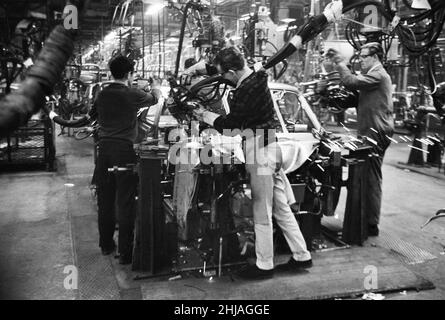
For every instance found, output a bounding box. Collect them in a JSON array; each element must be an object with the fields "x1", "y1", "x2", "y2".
[
  {"x1": 368, "y1": 224, "x2": 379, "y2": 236},
  {"x1": 101, "y1": 243, "x2": 116, "y2": 256},
  {"x1": 278, "y1": 258, "x2": 313, "y2": 271},
  {"x1": 237, "y1": 264, "x2": 274, "y2": 280},
  {"x1": 118, "y1": 254, "x2": 133, "y2": 265}
]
